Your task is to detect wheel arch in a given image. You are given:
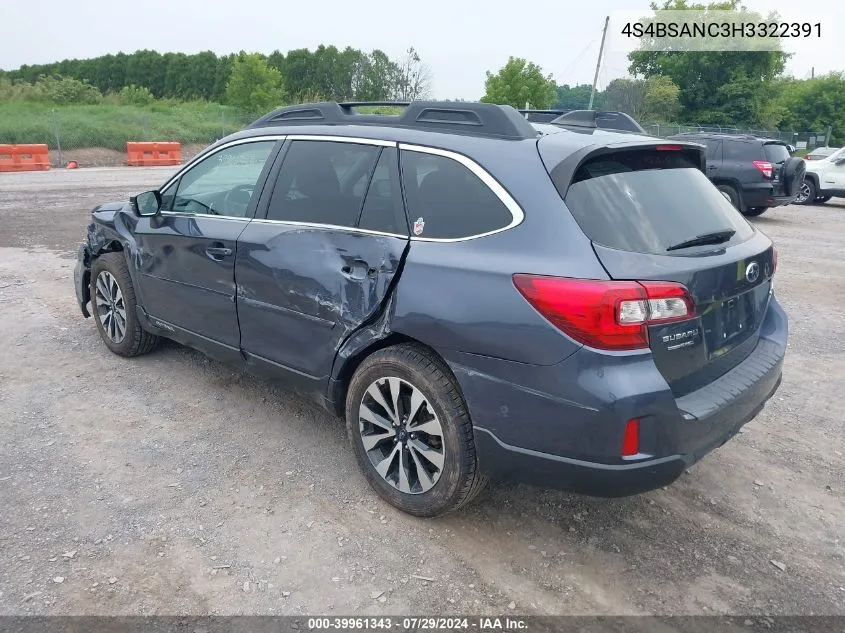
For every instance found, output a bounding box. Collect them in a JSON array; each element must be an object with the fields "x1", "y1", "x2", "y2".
[
  {"x1": 93, "y1": 239, "x2": 124, "y2": 256},
  {"x1": 803, "y1": 171, "x2": 820, "y2": 189},
  {"x1": 329, "y1": 331, "x2": 455, "y2": 418},
  {"x1": 711, "y1": 177, "x2": 743, "y2": 198}
]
